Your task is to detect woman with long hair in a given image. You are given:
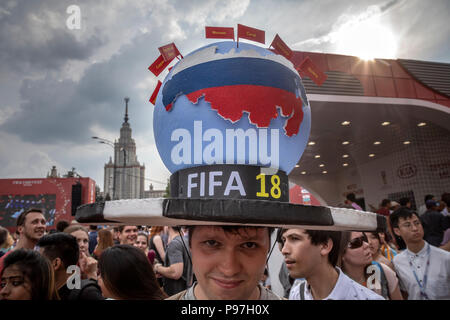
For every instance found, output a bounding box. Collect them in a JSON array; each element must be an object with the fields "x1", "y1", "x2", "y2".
[
  {"x1": 365, "y1": 232, "x2": 395, "y2": 270},
  {"x1": 64, "y1": 224, "x2": 97, "y2": 280},
  {"x1": 149, "y1": 226, "x2": 166, "y2": 265},
  {"x1": 134, "y1": 232, "x2": 156, "y2": 264},
  {"x1": 93, "y1": 228, "x2": 114, "y2": 259},
  {"x1": 339, "y1": 231, "x2": 403, "y2": 300},
  {"x1": 98, "y1": 245, "x2": 166, "y2": 300},
  {"x1": 0, "y1": 249, "x2": 58, "y2": 300}
]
